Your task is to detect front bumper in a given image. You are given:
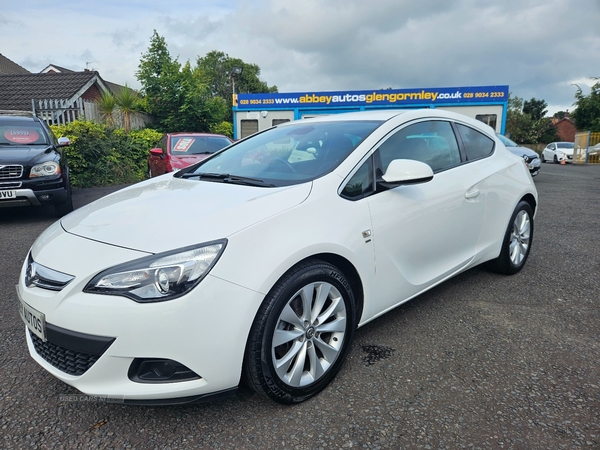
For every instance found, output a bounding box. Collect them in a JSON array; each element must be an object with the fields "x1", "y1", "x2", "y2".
[
  {"x1": 0, "y1": 187, "x2": 68, "y2": 208},
  {"x1": 527, "y1": 158, "x2": 541, "y2": 176},
  {"x1": 18, "y1": 232, "x2": 264, "y2": 402}
]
